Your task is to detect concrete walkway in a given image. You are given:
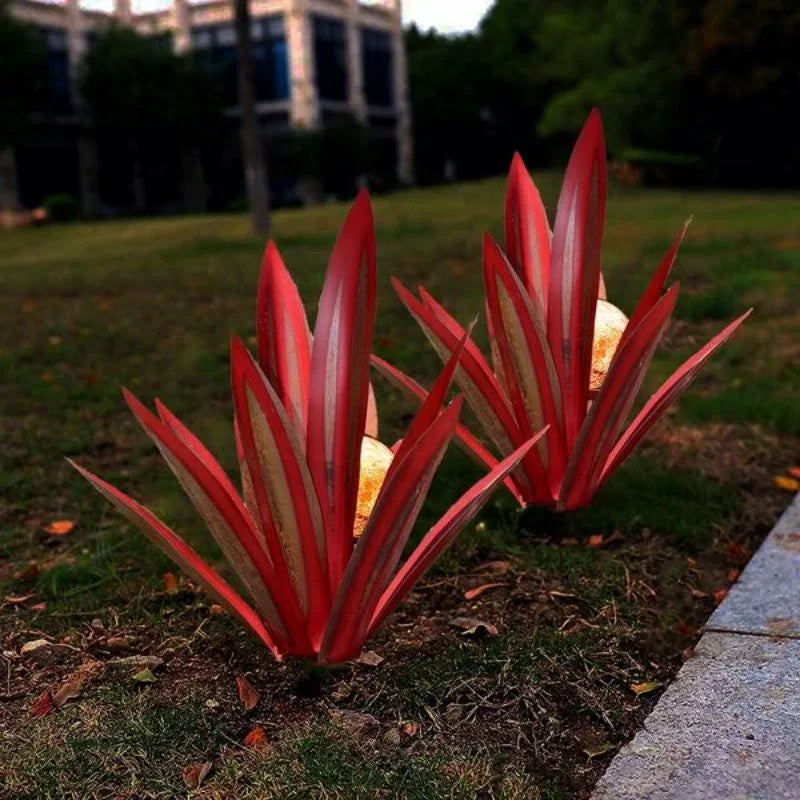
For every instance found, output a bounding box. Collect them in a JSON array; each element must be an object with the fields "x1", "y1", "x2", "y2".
[{"x1": 593, "y1": 493, "x2": 800, "y2": 800}]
